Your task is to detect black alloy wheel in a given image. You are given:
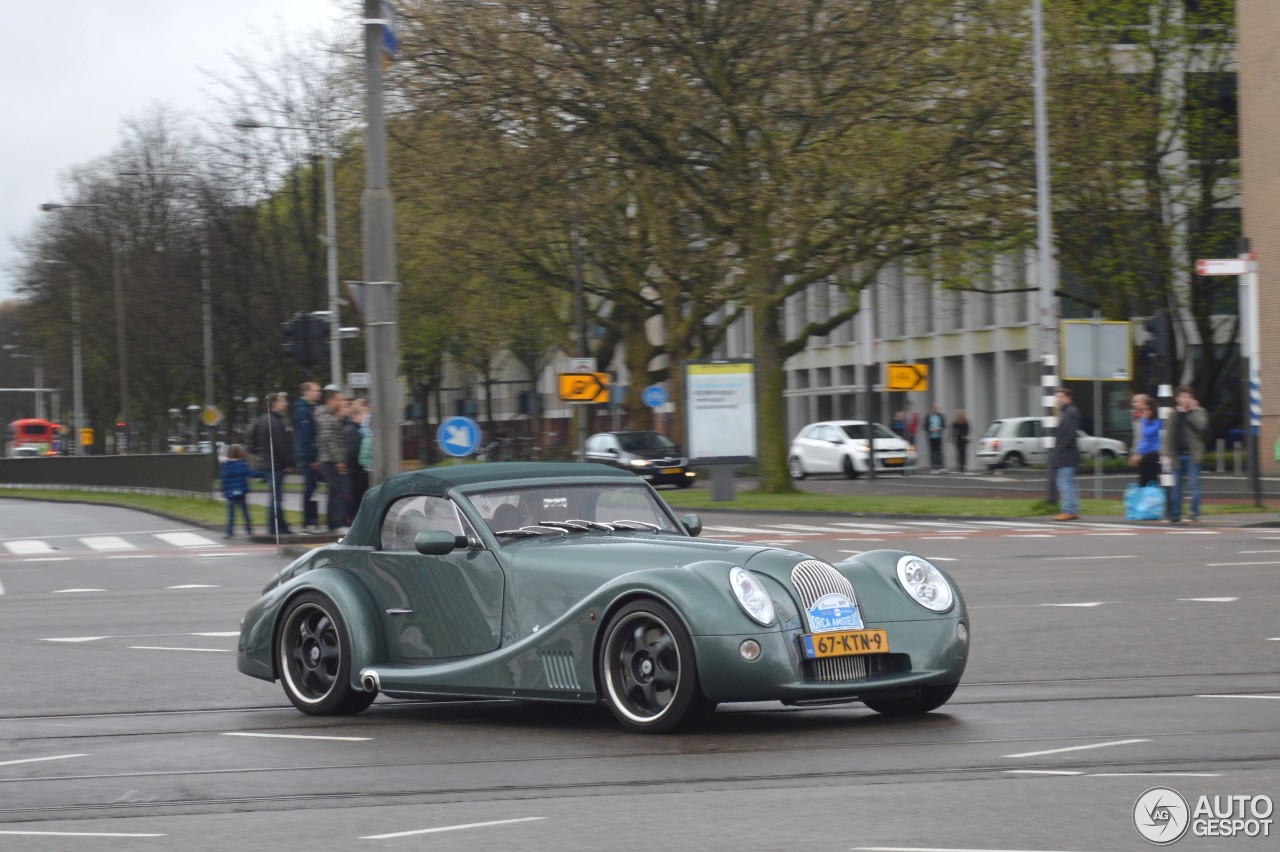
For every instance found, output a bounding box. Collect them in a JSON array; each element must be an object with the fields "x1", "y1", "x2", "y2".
[
  {"x1": 599, "y1": 600, "x2": 708, "y2": 733},
  {"x1": 277, "y1": 591, "x2": 376, "y2": 716}
]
